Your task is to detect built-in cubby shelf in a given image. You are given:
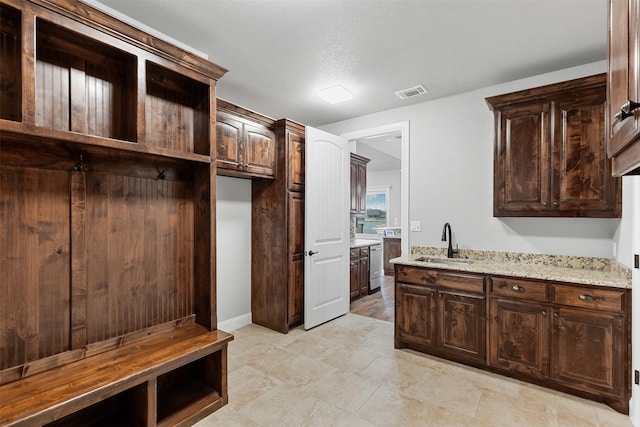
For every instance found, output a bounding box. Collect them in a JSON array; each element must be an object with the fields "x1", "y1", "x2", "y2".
[
  {"x1": 0, "y1": 0, "x2": 229, "y2": 425},
  {"x1": 145, "y1": 61, "x2": 211, "y2": 156},
  {"x1": 35, "y1": 19, "x2": 137, "y2": 142},
  {"x1": 0, "y1": 3, "x2": 21, "y2": 122}
]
